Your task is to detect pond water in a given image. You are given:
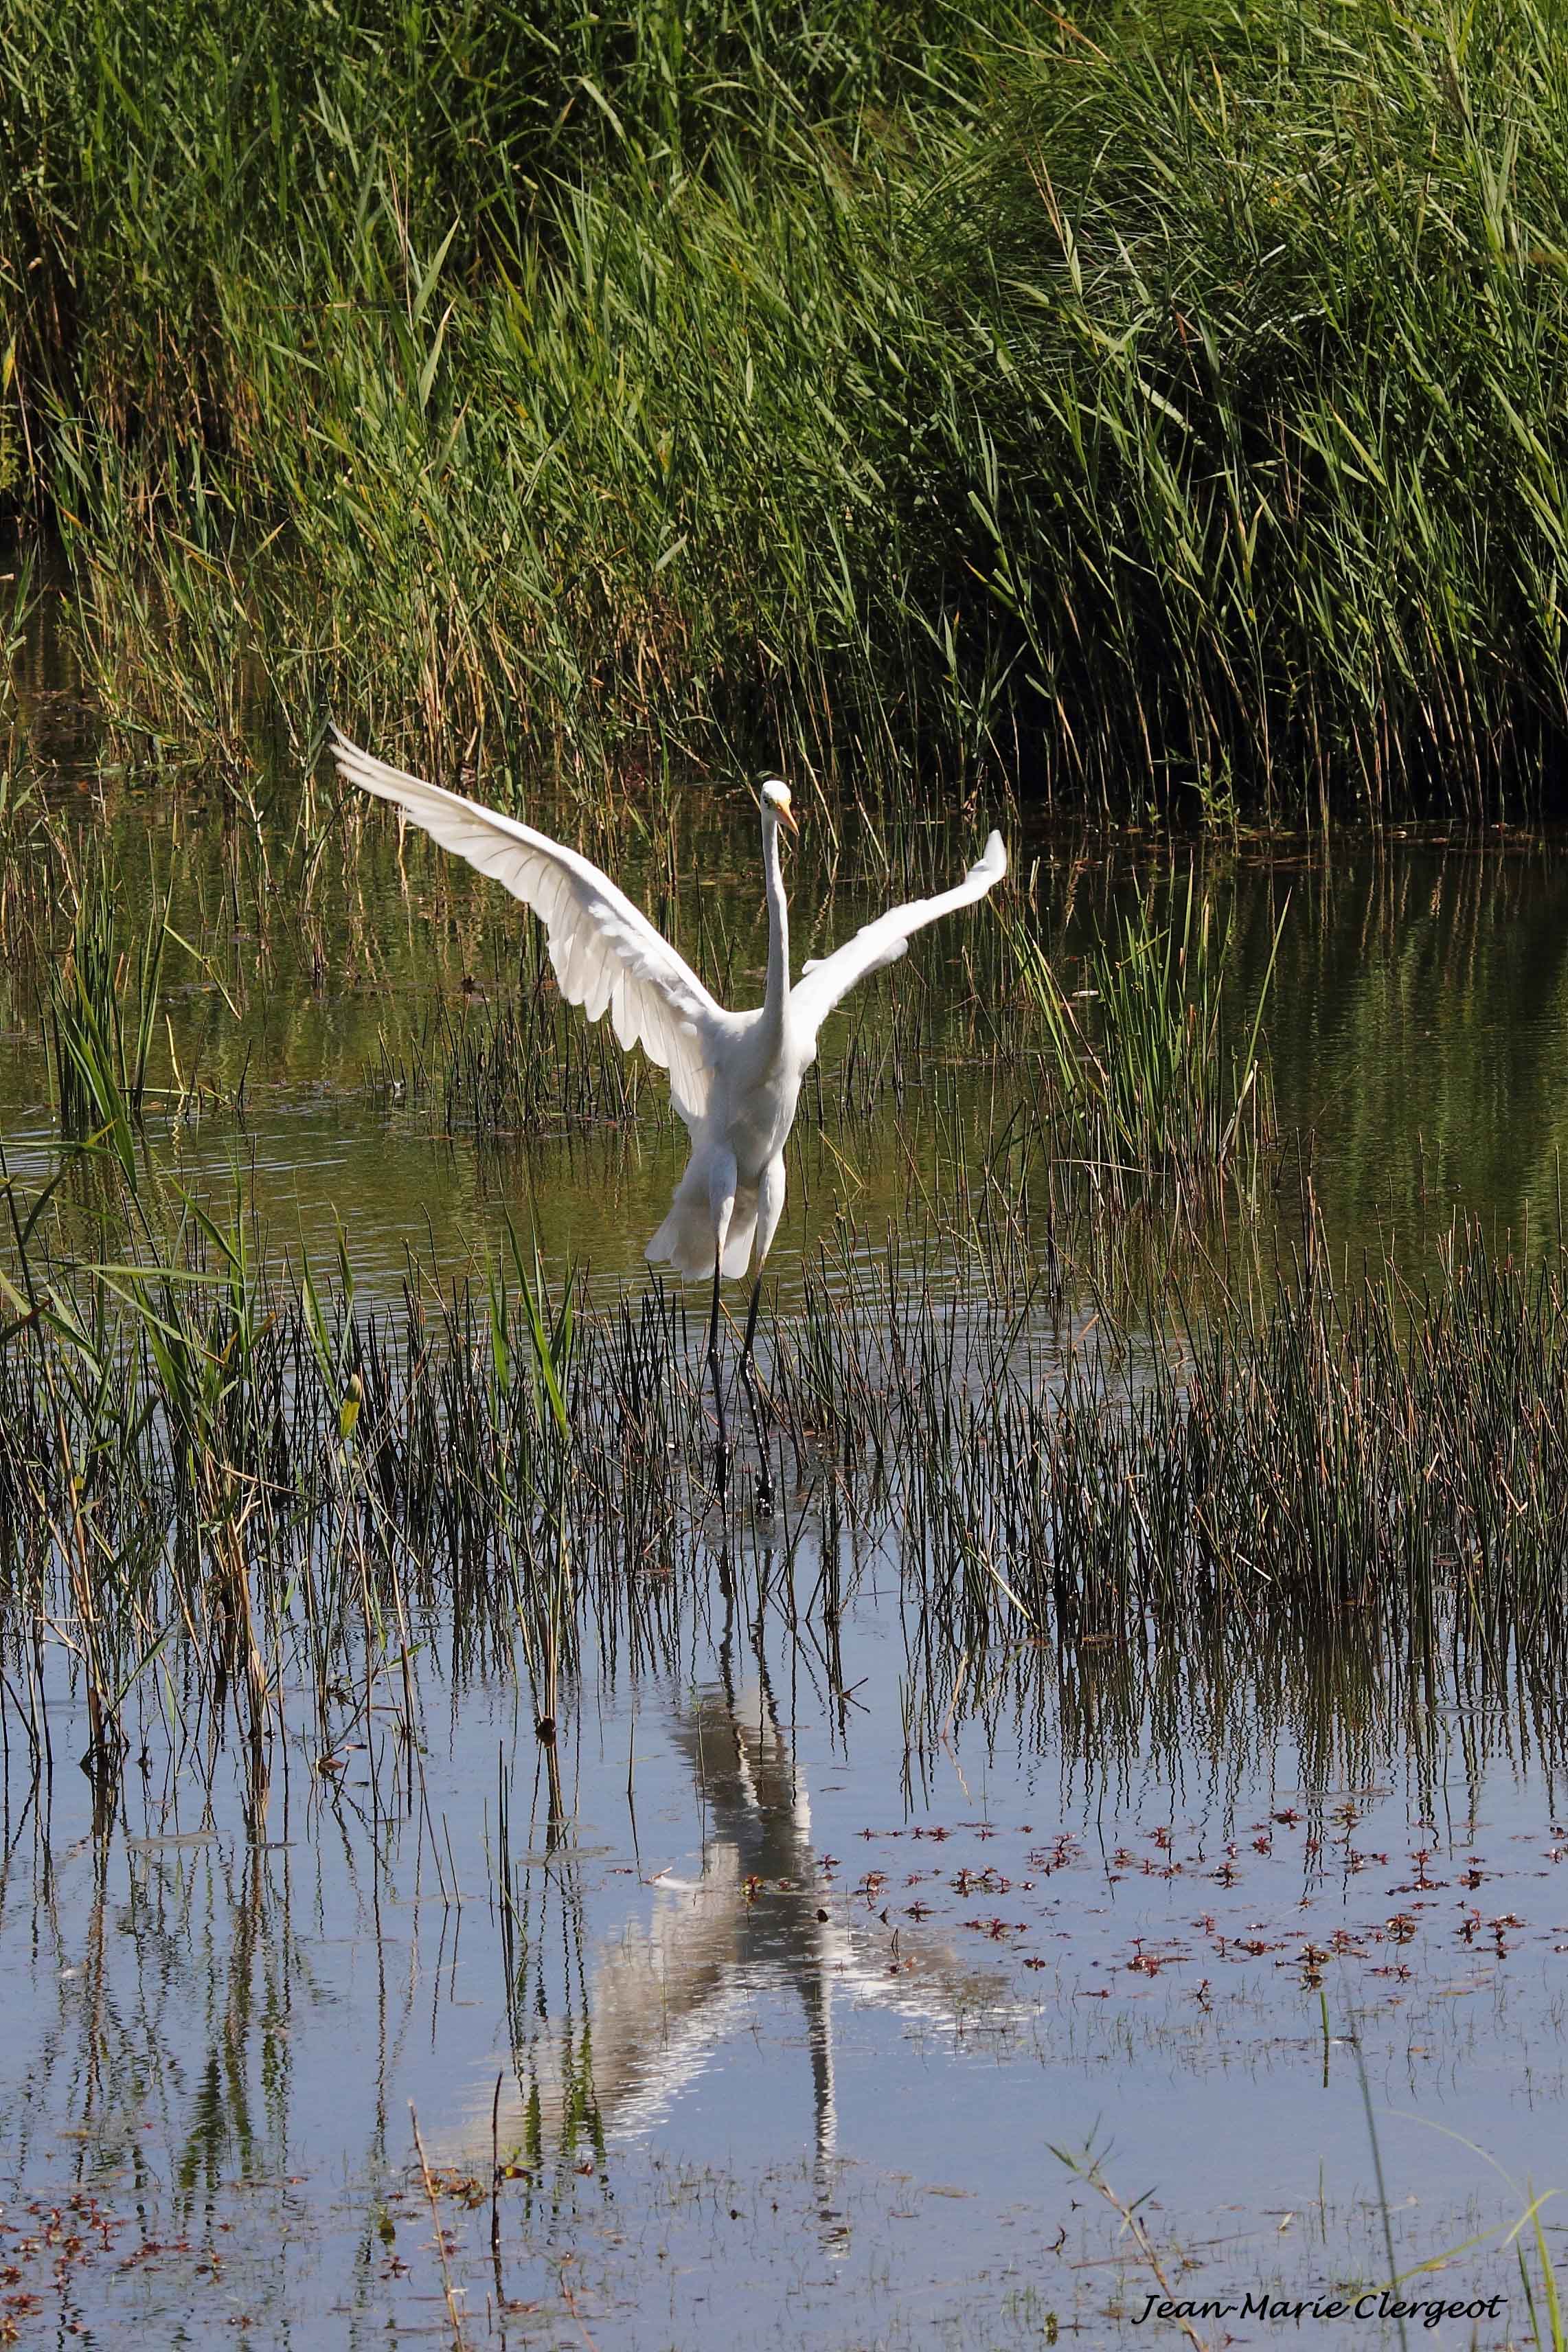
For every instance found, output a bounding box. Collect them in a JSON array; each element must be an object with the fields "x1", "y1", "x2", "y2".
[
  {"x1": 10, "y1": 766, "x2": 1568, "y2": 1295},
  {"x1": 5, "y1": 713, "x2": 1568, "y2": 2347},
  {"x1": 9, "y1": 1554, "x2": 1568, "y2": 2349}
]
